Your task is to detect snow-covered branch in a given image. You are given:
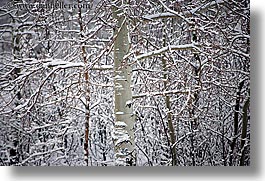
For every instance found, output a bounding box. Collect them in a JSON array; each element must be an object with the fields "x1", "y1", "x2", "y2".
[{"x1": 136, "y1": 44, "x2": 200, "y2": 60}]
